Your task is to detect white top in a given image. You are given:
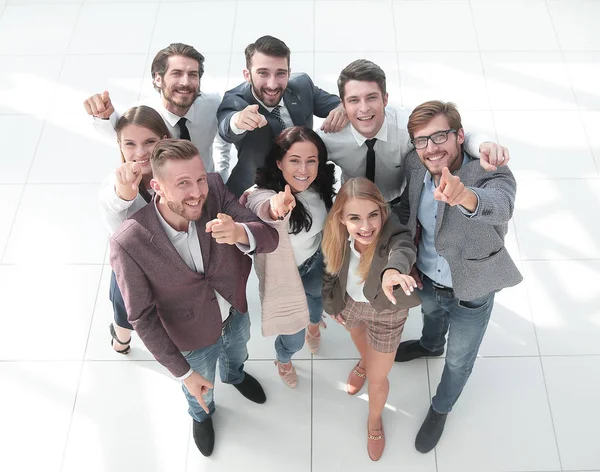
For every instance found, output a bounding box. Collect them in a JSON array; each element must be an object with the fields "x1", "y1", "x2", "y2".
[
  {"x1": 345, "y1": 238, "x2": 369, "y2": 303},
  {"x1": 287, "y1": 188, "x2": 327, "y2": 266},
  {"x1": 93, "y1": 92, "x2": 231, "y2": 178},
  {"x1": 230, "y1": 95, "x2": 294, "y2": 135},
  {"x1": 98, "y1": 171, "x2": 153, "y2": 234},
  {"x1": 318, "y1": 104, "x2": 486, "y2": 203}
]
